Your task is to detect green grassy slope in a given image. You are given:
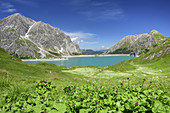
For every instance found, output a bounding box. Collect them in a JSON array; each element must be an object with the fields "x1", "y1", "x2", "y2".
[
  {"x1": 0, "y1": 47, "x2": 94, "y2": 94},
  {"x1": 0, "y1": 43, "x2": 170, "y2": 112},
  {"x1": 0, "y1": 40, "x2": 169, "y2": 88}
]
